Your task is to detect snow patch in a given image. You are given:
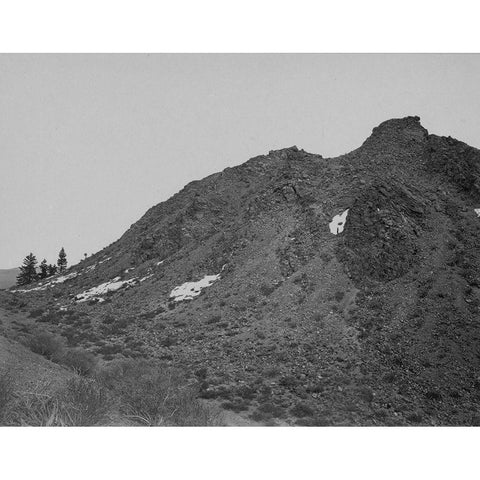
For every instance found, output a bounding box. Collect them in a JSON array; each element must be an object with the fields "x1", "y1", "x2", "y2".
[
  {"x1": 75, "y1": 276, "x2": 138, "y2": 302},
  {"x1": 329, "y1": 209, "x2": 349, "y2": 235},
  {"x1": 11, "y1": 271, "x2": 79, "y2": 293},
  {"x1": 11, "y1": 285, "x2": 47, "y2": 293},
  {"x1": 156, "y1": 260, "x2": 164, "y2": 266},
  {"x1": 170, "y1": 273, "x2": 221, "y2": 302},
  {"x1": 52, "y1": 272, "x2": 79, "y2": 284},
  {"x1": 475, "y1": 208, "x2": 480, "y2": 218},
  {"x1": 98, "y1": 257, "x2": 111, "y2": 265},
  {"x1": 140, "y1": 274, "x2": 154, "y2": 282}
]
